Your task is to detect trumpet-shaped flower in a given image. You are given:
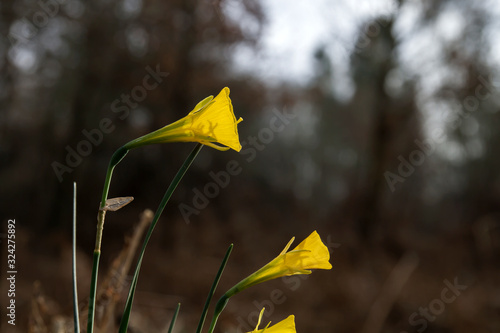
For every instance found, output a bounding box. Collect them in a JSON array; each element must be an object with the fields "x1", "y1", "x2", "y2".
[
  {"x1": 124, "y1": 87, "x2": 242, "y2": 151},
  {"x1": 226, "y1": 231, "x2": 332, "y2": 297},
  {"x1": 247, "y1": 308, "x2": 295, "y2": 333}
]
